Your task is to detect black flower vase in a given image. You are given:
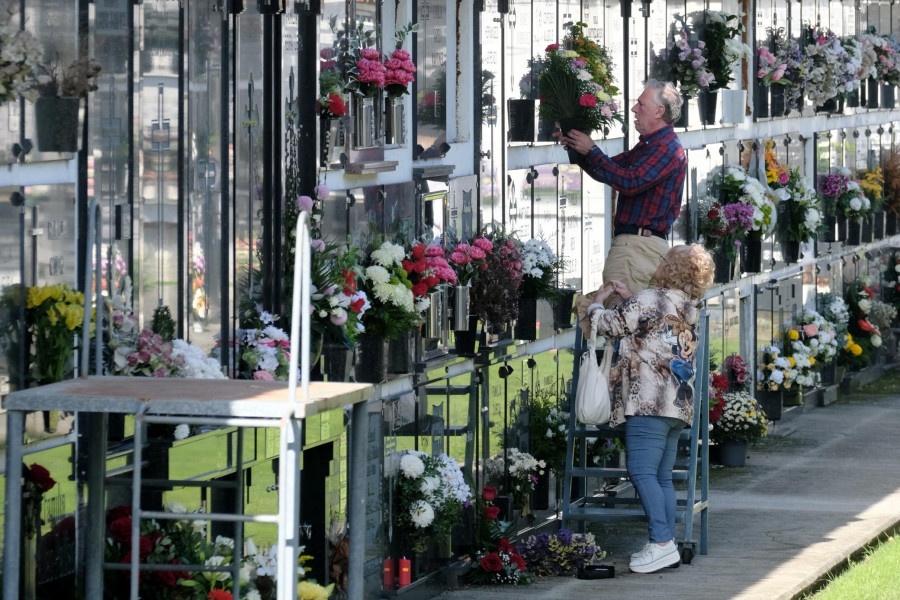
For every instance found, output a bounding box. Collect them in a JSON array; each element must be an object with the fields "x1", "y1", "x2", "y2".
[
  {"x1": 861, "y1": 216, "x2": 874, "y2": 243},
  {"x1": 821, "y1": 215, "x2": 840, "y2": 242},
  {"x1": 675, "y1": 95, "x2": 690, "y2": 128},
  {"x1": 514, "y1": 296, "x2": 538, "y2": 341},
  {"x1": 554, "y1": 288, "x2": 577, "y2": 330},
  {"x1": 770, "y1": 85, "x2": 786, "y2": 117},
  {"x1": 713, "y1": 252, "x2": 734, "y2": 284},
  {"x1": 354, "y1": 333, "x2": 386, "y2": 383},
  {"x1": 882, "y1": 85, "x2": 896, "y2": 109},
  {"x1": 820, "y1": 361, "x2": 838, "y2": 386},
  {"x1": 867, "y1": 77, "x2": 880, "y2": 109},
  {"x1": 740, "y1": 238, "x2": 762, "y2": 273},
  {"x1": 873, "y1": 210, "x2": 886, "y2": 240},
  {"x1": 756, "y1": 389, "x2": 782, "y2": 421},
  {"x1": 817, "y1": 96, "x2": 839, "y2": 113},
  {"x1": 698, "y1": 89, "x2": 718, "y2": 125},
  {"x1": 35, "y1": 96, "x2": 81, "y2": 153},
  {"x1": 756, "y1": 84, "x2": 770, "y2": 118},
  {"x1": 847, "y1": 88, "x2": 860, "y2": 108},
  {"x1": 847, "y1": 219, "x2": 862, "y2": 245},
  {"x1": 837, "y1": 215, "x2": 848, "y2": 241},
  {"x1": 887, "y1": 211, "x2": 899, "y2": 236},
  {"x1": 782, "y1": 240, "x2": 801, "y2": 264},
  {"x1": 507, "y1": 99, "x2": 536, "y2": 142},
  {"x1": 453, "y1": 316, "x2": 479, "y2": 357}
]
